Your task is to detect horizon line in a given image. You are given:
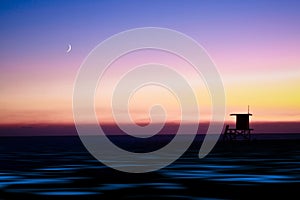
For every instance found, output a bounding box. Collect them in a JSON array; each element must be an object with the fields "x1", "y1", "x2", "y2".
[{"x1": 0, "y1": 120, "x2": 300, "y2": 127}]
